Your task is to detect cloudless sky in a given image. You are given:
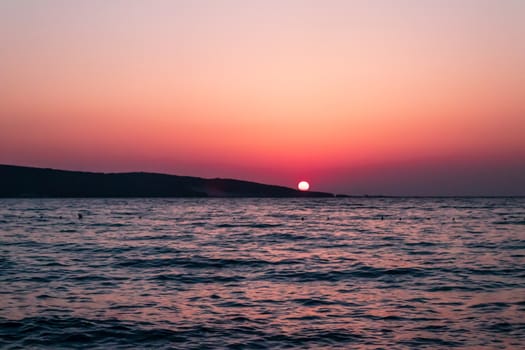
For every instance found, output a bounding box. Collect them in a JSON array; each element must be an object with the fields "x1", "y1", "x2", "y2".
[{"x1": 1, "y1": 0, "x2": 524, "y2": 195}]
